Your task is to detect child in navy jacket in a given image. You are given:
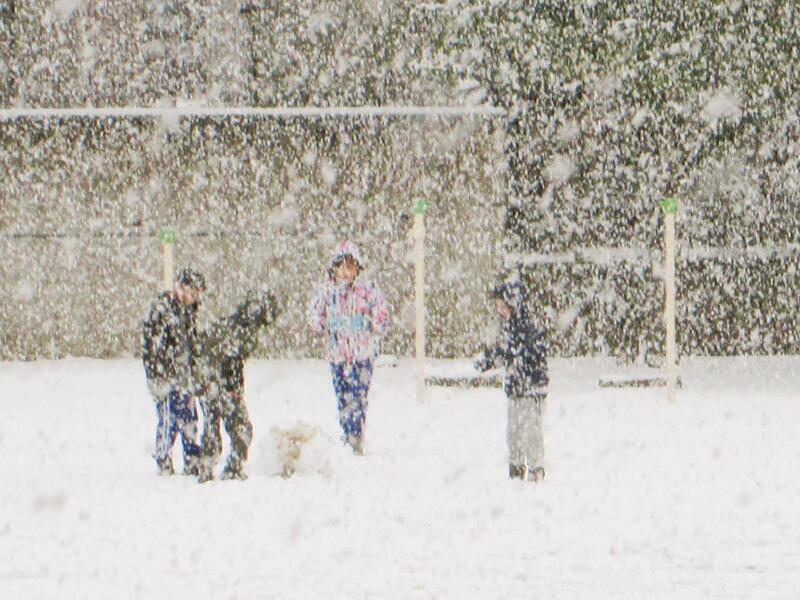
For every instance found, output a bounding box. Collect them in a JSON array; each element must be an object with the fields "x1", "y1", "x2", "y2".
[{"x1": 476, "y1": 281, "x2": 549, "y2": 481}]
